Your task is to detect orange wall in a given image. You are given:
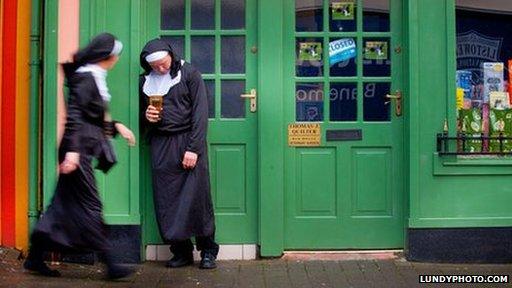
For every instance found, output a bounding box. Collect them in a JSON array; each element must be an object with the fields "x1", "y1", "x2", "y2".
[
  {"x1": 15, "y1": 0, "x2": 31, "y2": 251},
  {"x1": 0, "y1": 0, "x2": 32, "y2": 251},
  {"x1": 0, "y1": 0, "x2": 4, "y2": 244}
]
